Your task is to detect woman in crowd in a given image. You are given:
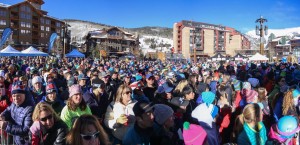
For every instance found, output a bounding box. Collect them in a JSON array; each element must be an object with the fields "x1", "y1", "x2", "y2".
[
  {"x1": 104, "y1": 85, "x2": 136, "y2": 144},
  {"x1": 60, "y1": 84, "x2": 92, "y2": 129},
  {"x1": 66, "y1": 114, "x2": 110, "y2": 145},
  {"x1": 235, "y1": 103, "x2": 267, "y2": 145},
  {"x1": 30, "y1": 102, "x2": 68, "y2": 145},
  {"x1": 31, "y1": 76, "x2": 45, "y2": 104},
  {"x1": 172, "y1": 79, "x2": 188, "y2": 98}
]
